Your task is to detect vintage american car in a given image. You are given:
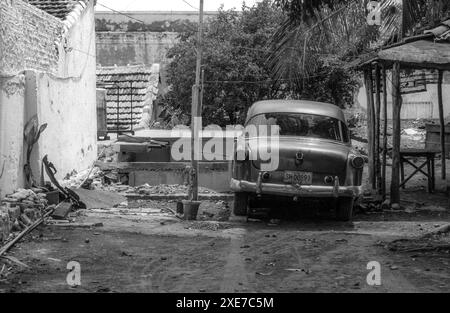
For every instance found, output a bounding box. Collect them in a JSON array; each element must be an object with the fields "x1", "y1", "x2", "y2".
[{"x1": 230, "y1": 100, "x2": 364, "y2": 221}]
